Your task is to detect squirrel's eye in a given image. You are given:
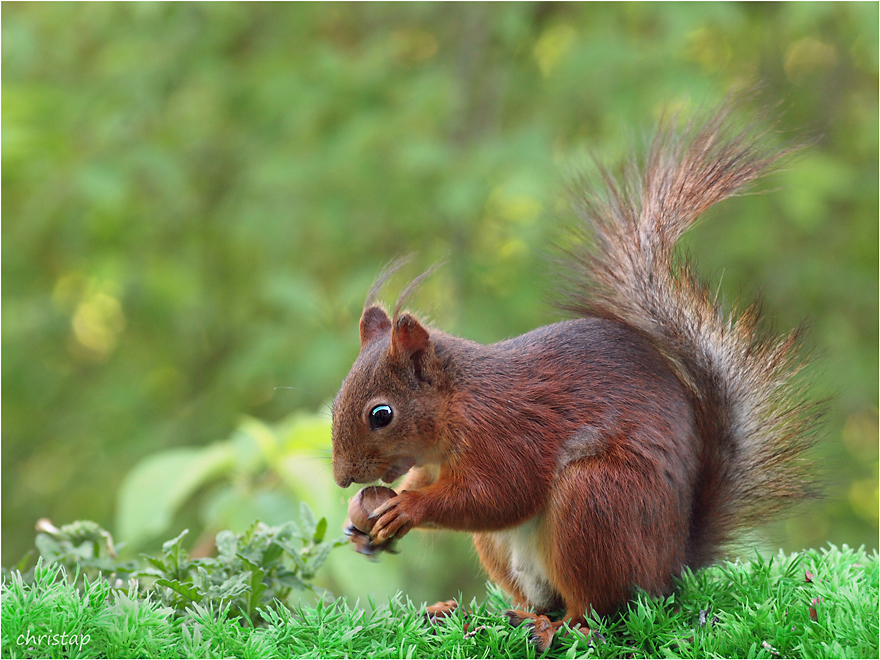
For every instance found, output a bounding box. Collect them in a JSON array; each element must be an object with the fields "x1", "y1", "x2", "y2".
[{"x1": 369, "y1": 404, "x2": 394, "y2": 429}]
